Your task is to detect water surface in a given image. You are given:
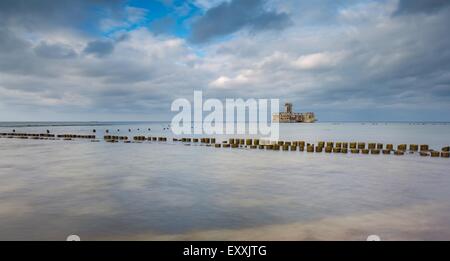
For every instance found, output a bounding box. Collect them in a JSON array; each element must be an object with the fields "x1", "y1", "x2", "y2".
[{"x1": 0, "y1": 122, "x2": 449, "y2": 240}]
